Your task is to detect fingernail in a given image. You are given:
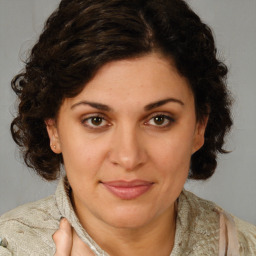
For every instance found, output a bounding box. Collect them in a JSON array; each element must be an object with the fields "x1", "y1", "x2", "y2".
[
  {"x1": 59, "y1": 217, "x2": 68, "y2": 227},
  {"x1": 0, "y1": 238, "x2": 8, "y2": 248}
]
